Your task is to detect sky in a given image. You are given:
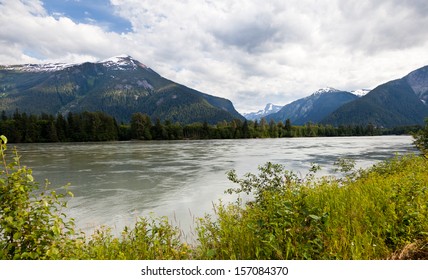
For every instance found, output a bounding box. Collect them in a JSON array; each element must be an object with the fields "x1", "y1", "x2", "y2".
[{"x1": 1, "y1": 0, "x2": 428, "y2": 113}]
